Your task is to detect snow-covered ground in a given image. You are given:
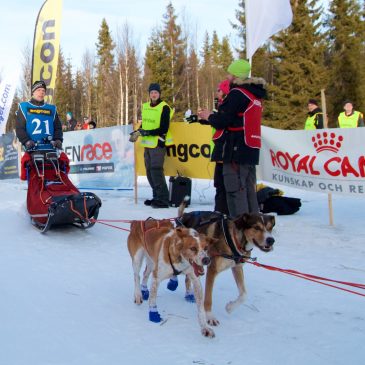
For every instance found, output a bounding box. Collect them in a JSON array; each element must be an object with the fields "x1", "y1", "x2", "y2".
[{"x1": 0, "y1": 177, "x2": 364, "y2": 365}]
